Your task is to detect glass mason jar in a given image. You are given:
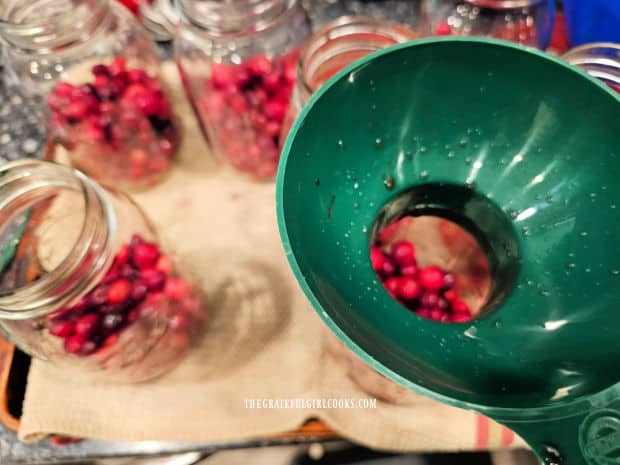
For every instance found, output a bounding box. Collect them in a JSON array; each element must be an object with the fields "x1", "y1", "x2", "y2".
[
  {"x1": 0, "y1": 0, "x2": 180, "y2": 191},
  {"x1": 426, "y1": 0, "x2": 554, "y2": 49},
  {"x1": 563, "y1": 43, "x2": 620, "y2": 94},
  {"x1": 0, "y1": 160, "x2": 208, "y2": 383},
  {"x1": 280, "y1": 16, "x2": 417, "y2": 146},
  {"x1": 174, "y1": 0, "x2": 311, "y2": 181}
]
